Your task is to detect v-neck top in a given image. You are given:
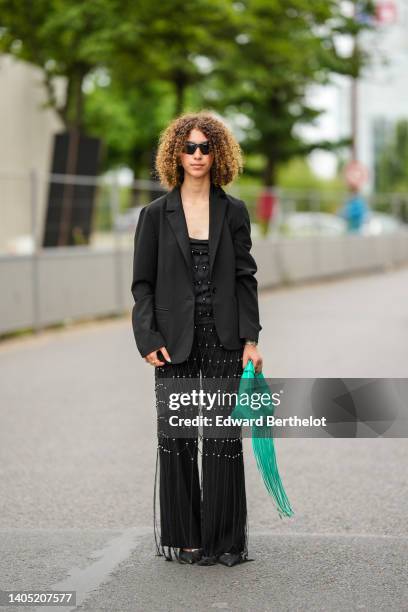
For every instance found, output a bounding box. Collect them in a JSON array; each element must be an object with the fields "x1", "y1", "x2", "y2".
[{"x1": 189, "y1": 237, "x2": 215, "y2": 324}]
